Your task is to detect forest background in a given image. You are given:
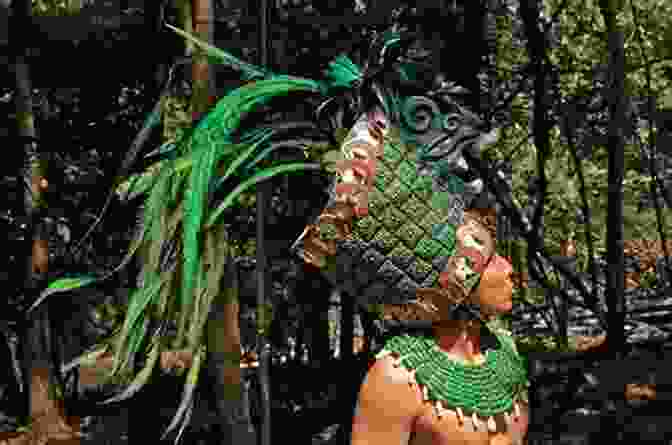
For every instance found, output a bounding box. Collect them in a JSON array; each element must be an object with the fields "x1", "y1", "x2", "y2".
[{"x1": 1, "y1": 0, "x2": 672, "y2": 443}]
